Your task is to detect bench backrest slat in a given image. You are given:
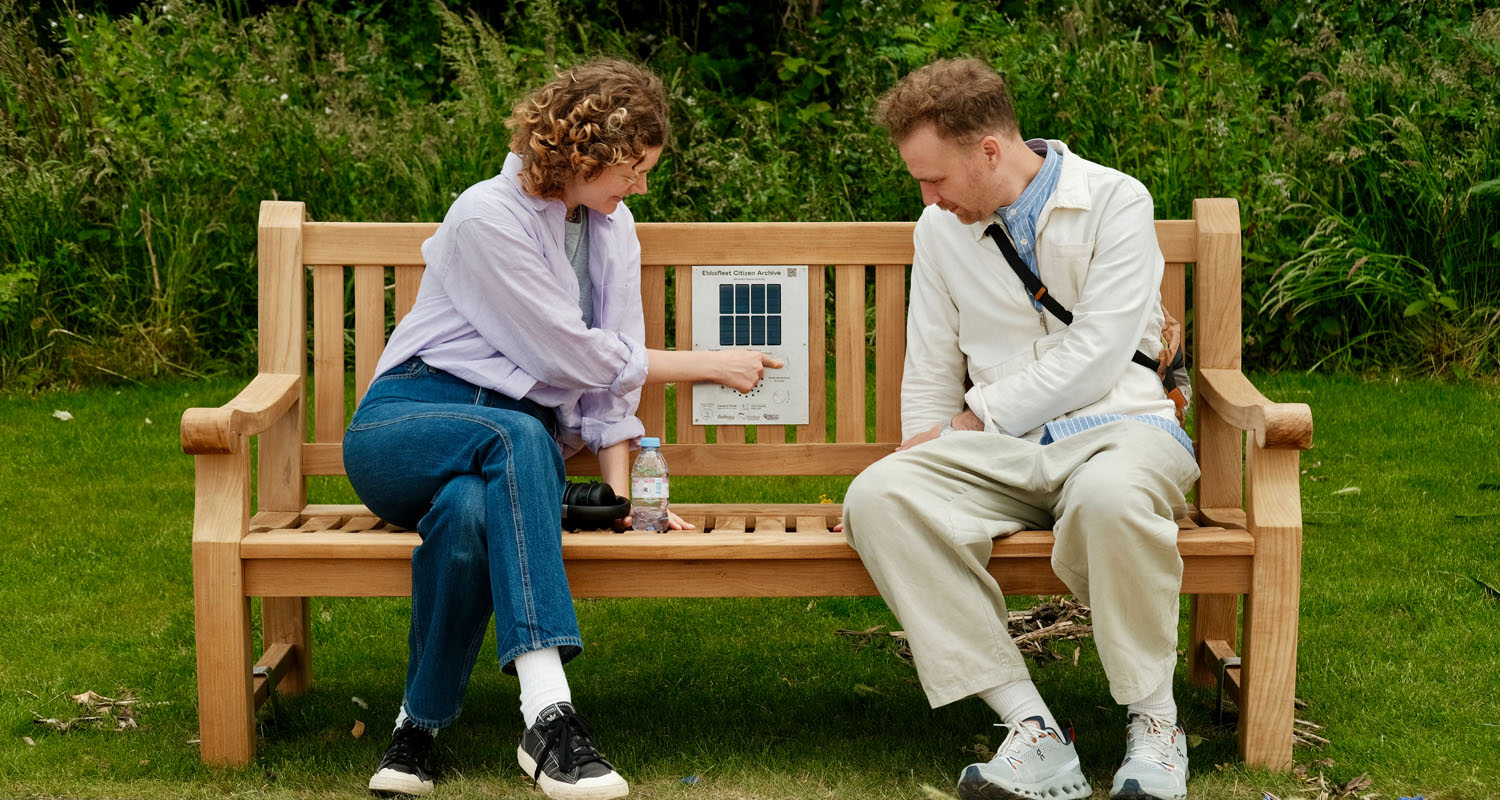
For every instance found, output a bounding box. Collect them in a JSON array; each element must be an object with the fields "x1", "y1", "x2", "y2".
[
  {"x1": 835, "y1": 264, "x2": 866, "y2": 443},
  {"x1": 353, "y1": 265, "x2": 385, "y2": 406},
  {"x1": 275, "y1": 209, "x2": 1234, "y2": 486},
  {"x1": 874, "y1": 263, "x2": 906, "y2": 443},
  {"x1": 312, "y1": 264, "x2": 344, "y2": 443}
]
